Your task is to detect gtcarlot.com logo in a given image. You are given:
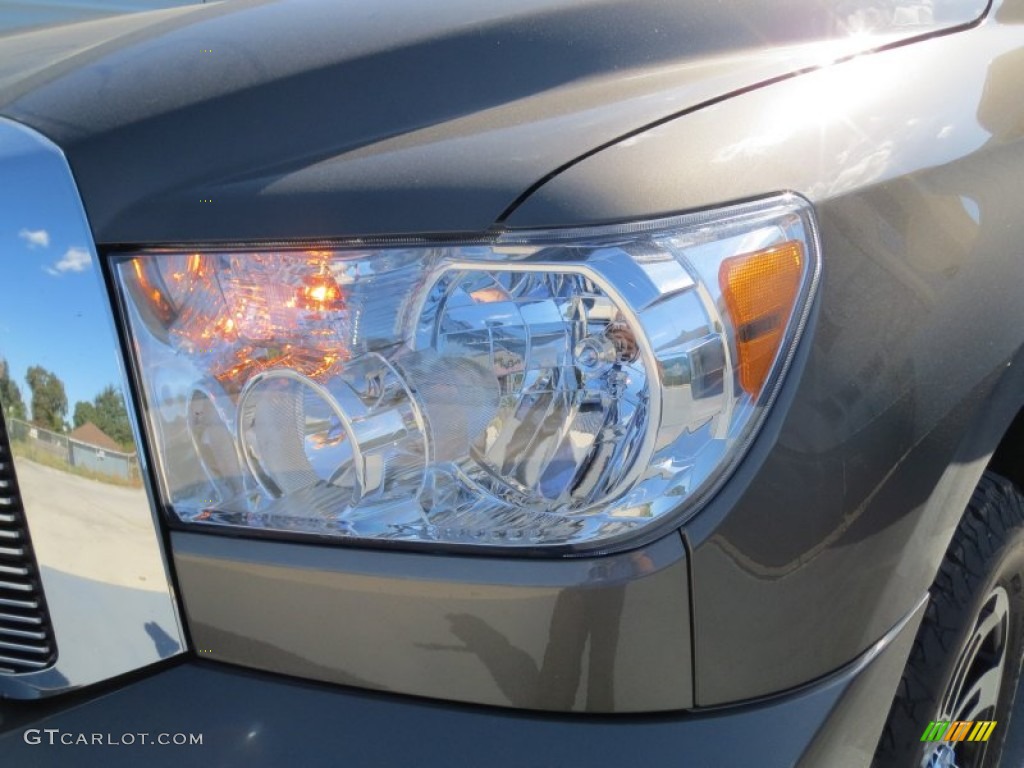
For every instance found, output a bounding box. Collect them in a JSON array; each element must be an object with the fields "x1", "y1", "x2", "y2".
[
  {"x1": 23, "y1": 729, "x2": 203, "y2": 747},
  {"x1": 920, "y1": 720, "x2": 997, "y2": 743}
]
